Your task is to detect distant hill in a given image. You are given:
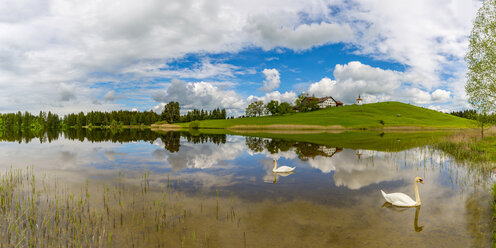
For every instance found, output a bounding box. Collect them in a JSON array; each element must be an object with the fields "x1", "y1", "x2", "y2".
[{"x1": 154, "y1": 102, "x2": 476, "y2": 130}]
